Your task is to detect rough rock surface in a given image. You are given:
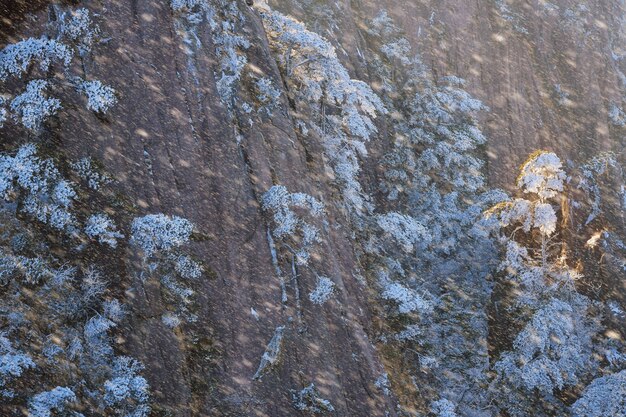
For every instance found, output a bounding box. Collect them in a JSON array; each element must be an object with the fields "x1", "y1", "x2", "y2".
[{"x1": 0, "y1": 0, "x2": 624, "y2": 416}]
